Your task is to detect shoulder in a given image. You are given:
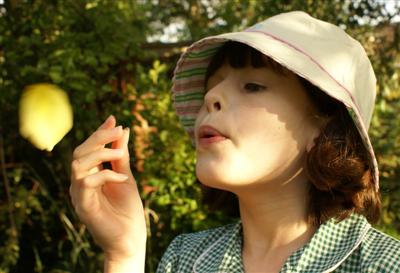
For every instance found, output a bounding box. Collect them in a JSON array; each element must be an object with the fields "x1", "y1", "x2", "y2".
[
  {"x1": 360, "y1": 226, "x2": 400, "y2": 271},
  {"x1": 156, "y1": 221, "x2": 239, "y2": 273}
]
